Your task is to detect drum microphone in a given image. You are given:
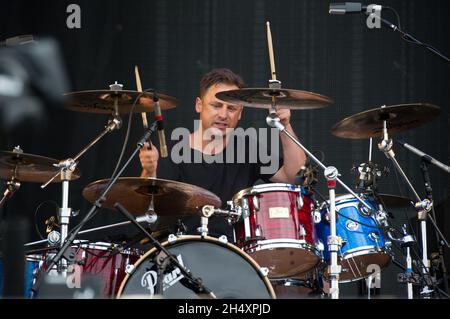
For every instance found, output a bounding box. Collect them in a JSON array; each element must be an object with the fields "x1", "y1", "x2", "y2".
[
  {"x1": 329, "y1": 2, "x2": 384, "y2": 15},
  {"x1": 153, "y1": 91, "x2": 168, "y2": 158},
  {"x1": 200, "y1": 205, "x2": 241, "y2": 221},
  {"x1": 396, "y1": 139, "x2": 450, "y2": 174},
  {"x1": 47, "y1": 230, "x2": 61, "y2": 246},
  {"x1": 355, "y1": 162, "x2": 371, "y2": 190}
]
